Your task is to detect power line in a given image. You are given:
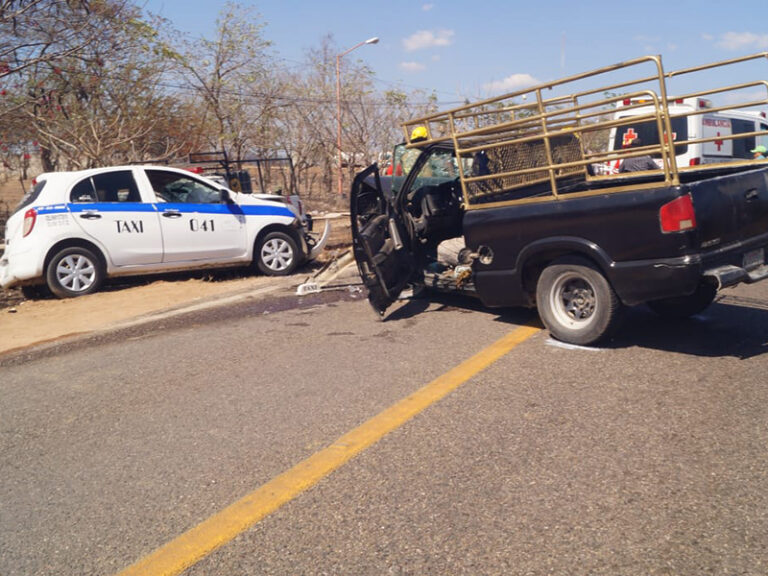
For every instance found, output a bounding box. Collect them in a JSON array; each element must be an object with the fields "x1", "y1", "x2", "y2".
[{"x1": 18, "y1": 63, "x2": 463, "y2": 108}]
